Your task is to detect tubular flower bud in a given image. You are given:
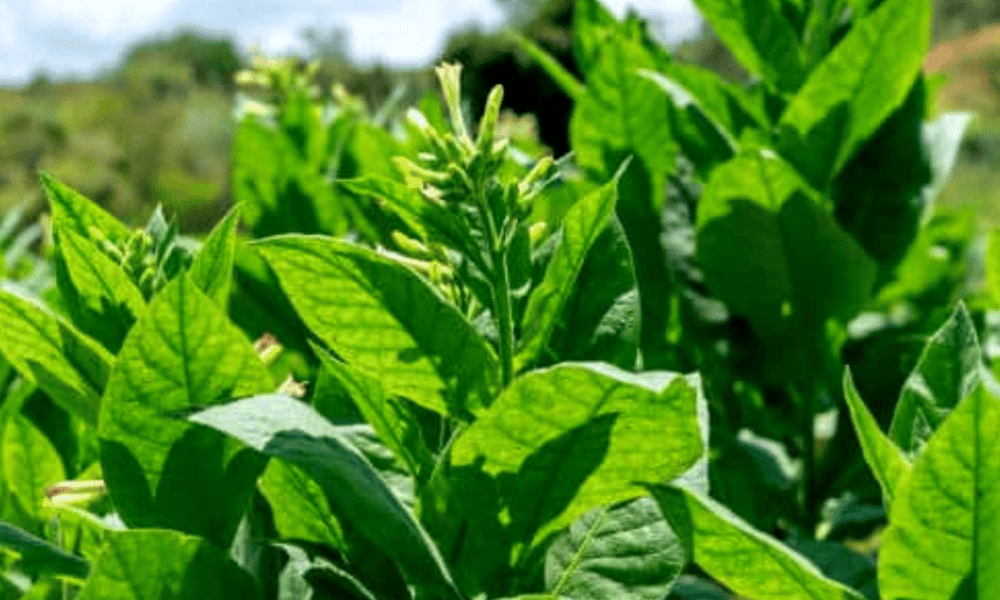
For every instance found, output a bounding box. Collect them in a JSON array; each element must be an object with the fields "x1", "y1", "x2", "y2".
[
  {"x1": 434, "y1": 63, "x2": 474, "y2": 151},
  {"x1": 391, "y1": 231, "x2": 433, "y2": 259},
  {"x1": 476, "y1": 85, "x2": 504, "y2": 154}
]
